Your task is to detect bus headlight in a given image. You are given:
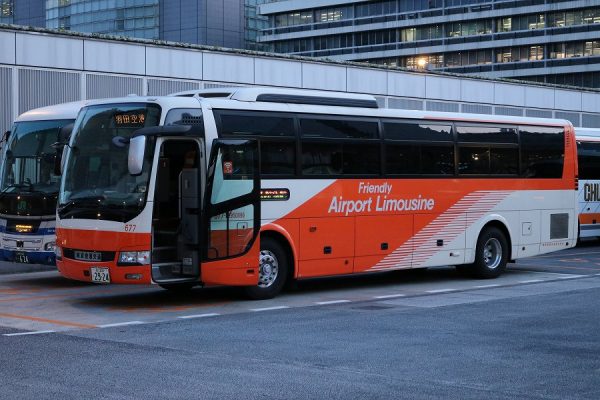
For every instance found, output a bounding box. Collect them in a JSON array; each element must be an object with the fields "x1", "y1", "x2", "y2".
[
  {"x1": 45, "y1": 242, "x2": 56, "y2": 252},
  {"x1": 118, "y1": 251, "x2": 150, "y2": 266},
  {"x1": 55, "y1": 246, "x2": 62, "y2": 260}
]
